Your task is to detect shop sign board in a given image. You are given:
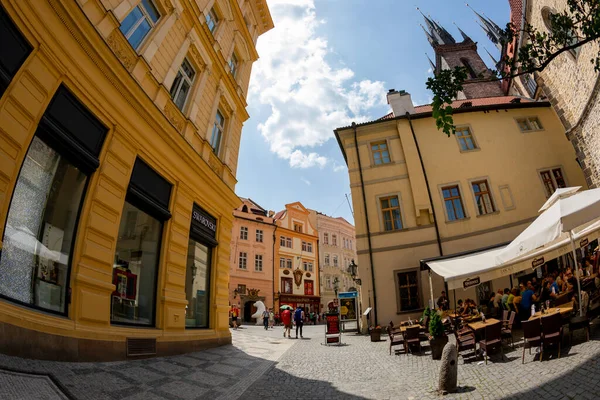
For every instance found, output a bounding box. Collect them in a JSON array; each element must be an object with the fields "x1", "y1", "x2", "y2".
[
  {"x1": 463, "y1": 277, "x2": 480, "y2": 289},
  {"x1": 325, "y1": 313, "x2": 341, "y2": 344}
]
